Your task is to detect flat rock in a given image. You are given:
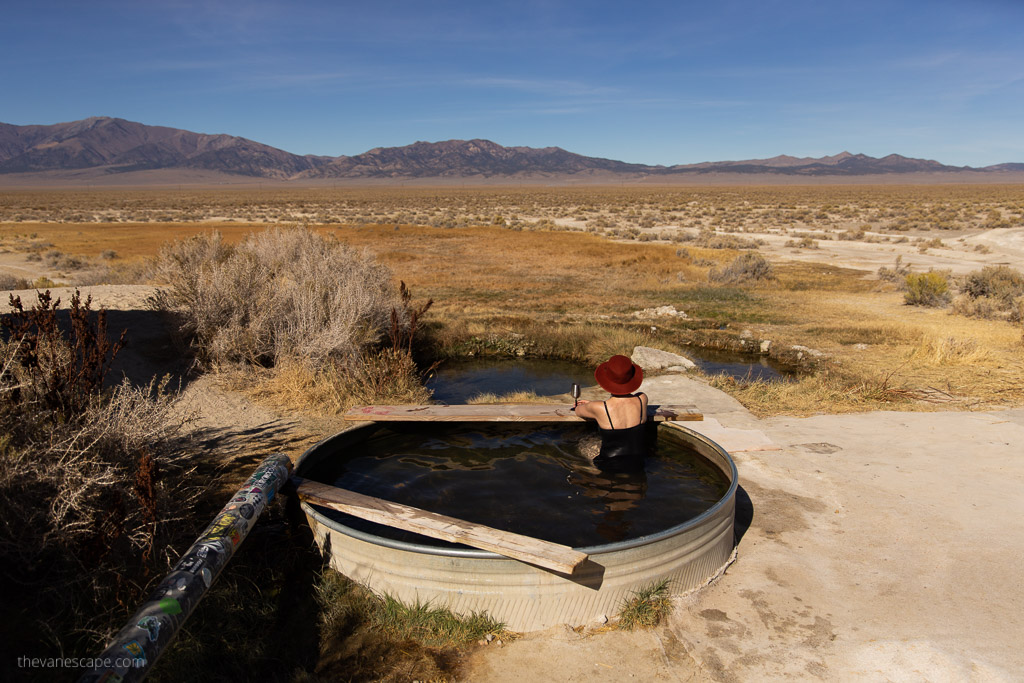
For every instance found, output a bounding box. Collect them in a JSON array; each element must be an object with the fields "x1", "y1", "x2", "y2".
[
  {"x1": 631, "y1": 304, "x2": 687, "y2": 319},
  {"x1": 631, "y1": 345, "x2": 696, "y2": 371},
  {"x1": 790, "y1": 344, "x2": 825, "y2": 358}
]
